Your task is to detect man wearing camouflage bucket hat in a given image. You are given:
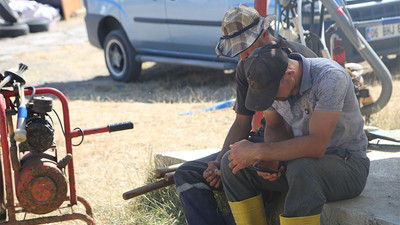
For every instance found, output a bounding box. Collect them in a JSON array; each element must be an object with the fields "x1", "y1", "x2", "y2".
[
  {"x1": 215, "y1": 3, "x2": 316, "y2": 59},
  {"x1": 174, "y1": 3, "x2": 316, "y2": 225},
  {"x1": 215, "y1": 3, "x2": 276, "y2": 58}
]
